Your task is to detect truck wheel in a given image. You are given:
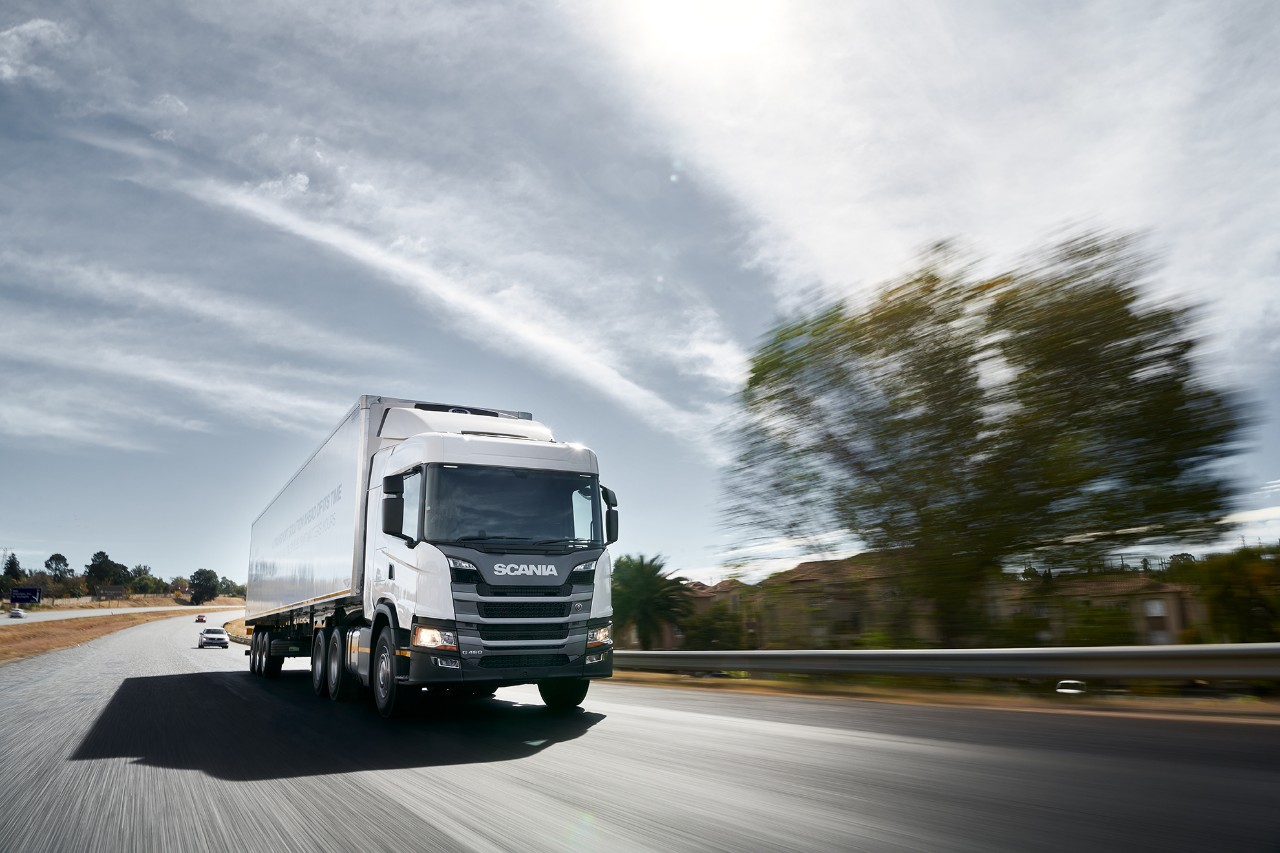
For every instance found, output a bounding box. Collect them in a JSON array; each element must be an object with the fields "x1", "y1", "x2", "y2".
[
  {"x1": 311, "y1": 629, "x2": 330, "y2": 698},
  {"x1": 327, "y1": 627, "x2": 358, "y2": 701},
  {"x1": 372, "y1": 629, "x2": 413, "y2": 718},
  {"x1": 250, "y1": 631, "x2": 263, "y2": 675},
  {"x1": 262, "y1": 630, "x2": 284, "y2": 678},
  {"x1": 538, "y1": 678, "x2": 589, "y2": 711}
]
